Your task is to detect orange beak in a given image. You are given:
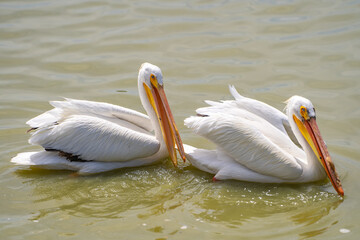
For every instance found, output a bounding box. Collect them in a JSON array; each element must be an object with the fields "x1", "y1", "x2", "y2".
[
  {"x1": 304, "y1": 118, "x2": 344, "y2": 196},
  {"x1": 143, "y1": 82, "x2": 186, "y2": 167},
  {"x1": 294, "y1": 115, "x2": 344, "y2": 196}
]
